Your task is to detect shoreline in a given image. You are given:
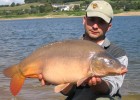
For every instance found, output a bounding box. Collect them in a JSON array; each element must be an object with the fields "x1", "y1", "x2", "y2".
[
  {"x1": 122, "y1": 94, "x2": 140, "y2": 100},
  {"x1": 0, "y1": 11, "x2": 140, "y2": 21},
  {"x1": 114, "y1": 11, "x2": 140, "y2": 16}
]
